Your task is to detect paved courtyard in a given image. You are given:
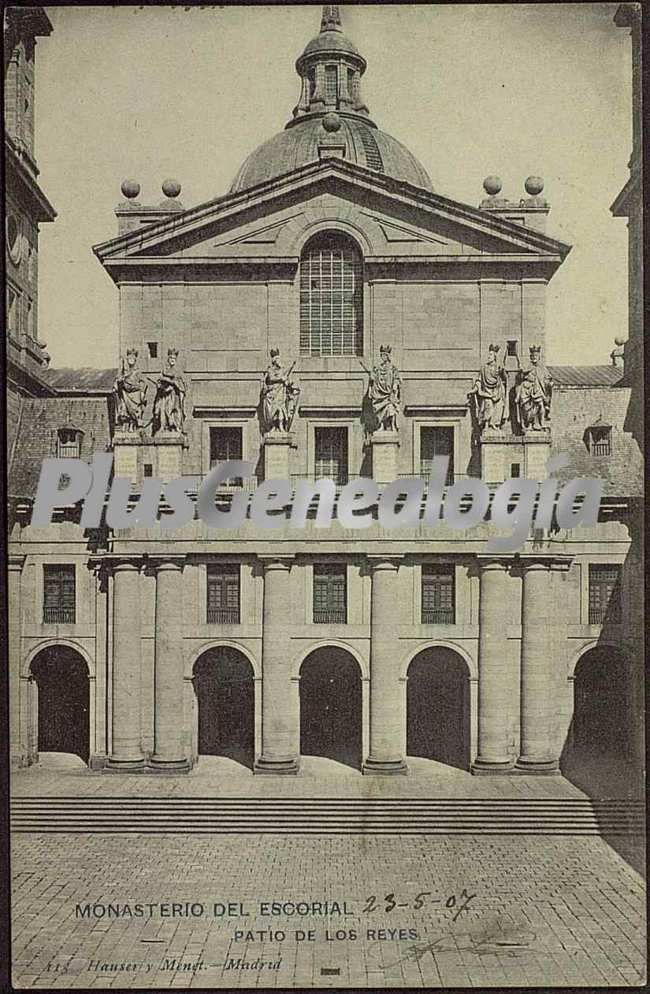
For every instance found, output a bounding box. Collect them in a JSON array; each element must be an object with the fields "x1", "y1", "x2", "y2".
[{"x1": 11, "y1": 757, "x2": 647, "y2": 989}]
